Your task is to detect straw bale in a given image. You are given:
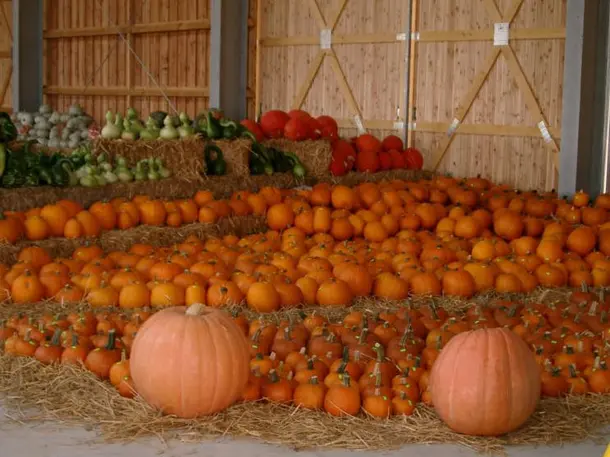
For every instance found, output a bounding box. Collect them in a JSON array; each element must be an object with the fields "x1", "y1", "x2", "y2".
[
  {"x1": 93, "y1": 138, "x2": 206, "y2": 182},
  {"x1": 213, "y1": 139, "x2": 251, "y2": 178},
  {"x1": 263, "y1": 139, "x2": 332, "y2": 180}
]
